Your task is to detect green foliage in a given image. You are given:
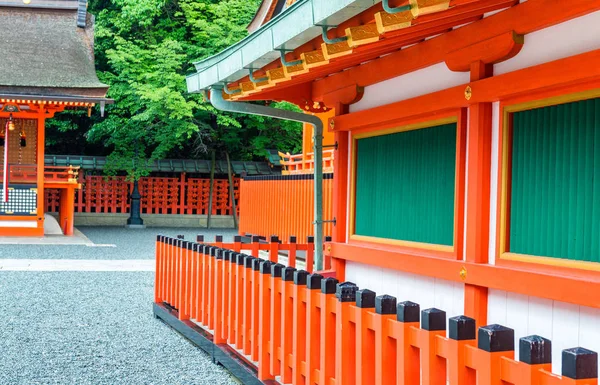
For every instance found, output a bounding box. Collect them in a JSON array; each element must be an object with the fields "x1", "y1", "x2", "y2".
[{"x1": 45, "y1": 0, "x2": 303, "y2": 178}]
